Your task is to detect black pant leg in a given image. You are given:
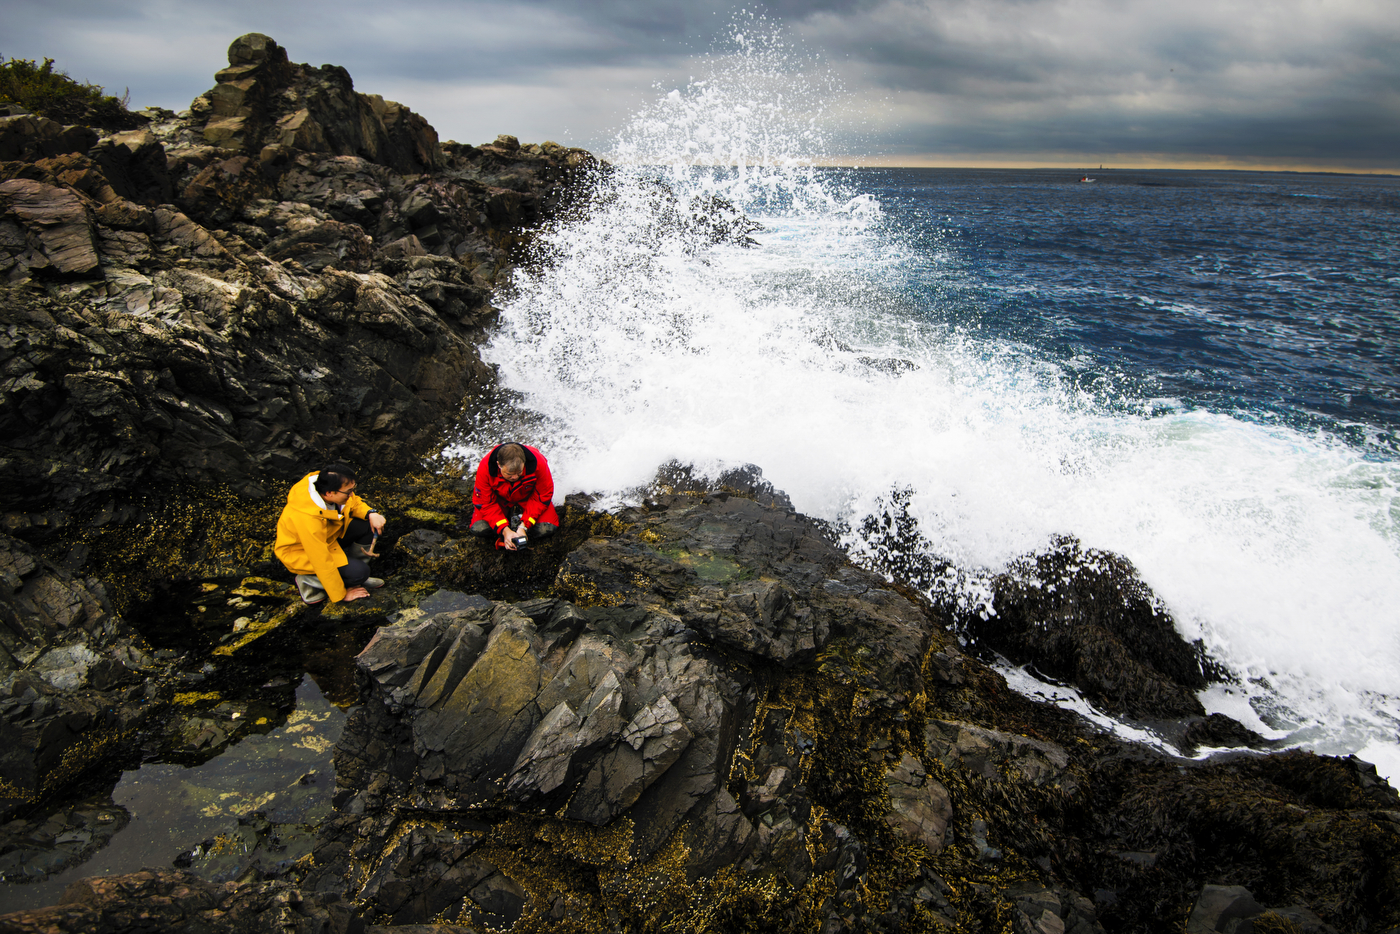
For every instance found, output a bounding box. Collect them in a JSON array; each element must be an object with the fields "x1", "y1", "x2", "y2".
[
  {"x1": 339, "y1": 558, "x2": 370, "y2": 588},
  {"x1": 344, "y1": 517, "x2": 374, "y2": 547}
]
